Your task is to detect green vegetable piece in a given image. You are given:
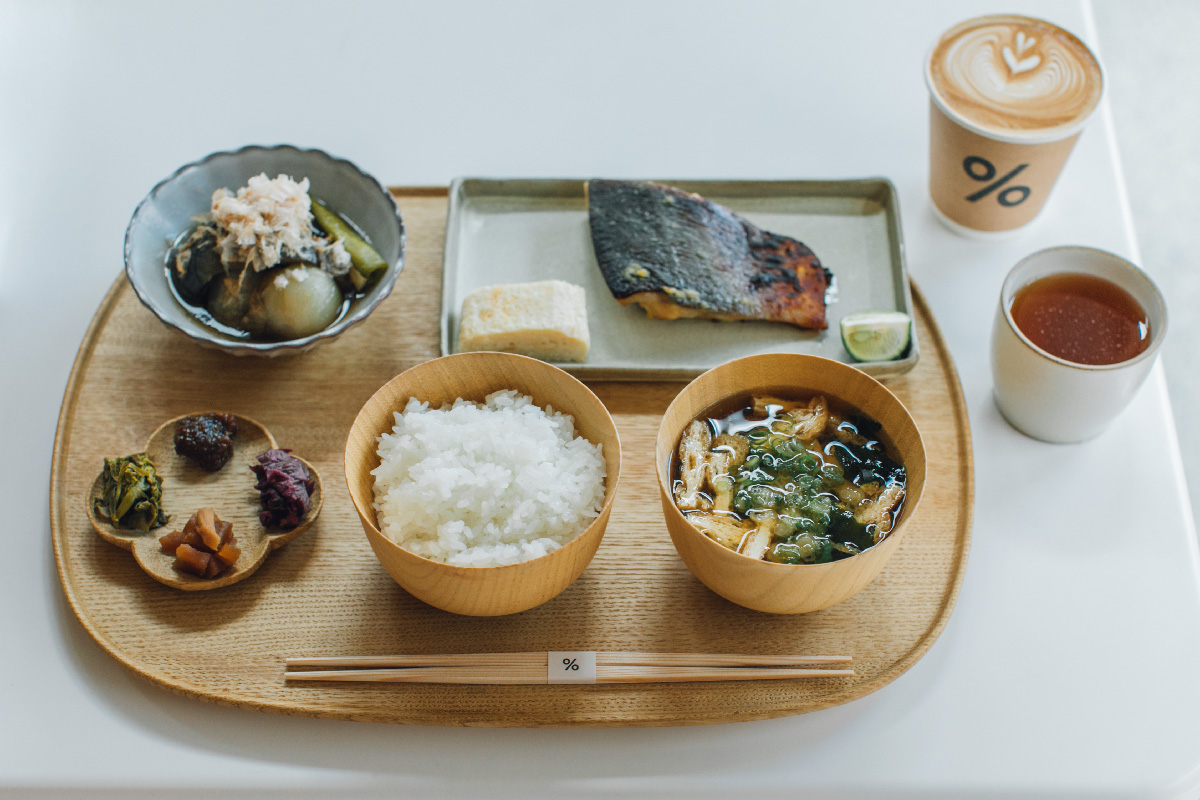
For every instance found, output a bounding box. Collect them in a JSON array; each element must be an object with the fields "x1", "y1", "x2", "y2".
[
  {"x1": 819, "y1": 464, "x2": 845, "y2": 487},
  {"x1": 803, "y1": 495, "x2": 833, "y2": 523},
  {"x1": 94, "y1": 453, "x2": 168, "y2": 531},
  {"x1": 795, "y1": 474, "x2": 820, "y2": 492},
  {"x1": 746, "y1": 427, "x2": 770, "y2": 442},
  {"x1": 771, "y1": 533, "x2": 832, "y2": 564},
  {"x1": 831, "y1": 540, "x2": 862, "y2": 558},
  {"x1": 768, "y1": 542, "x2": 807, "y2": 564},
  {"x1": 827, "y1": 508, "x2": 875, "y2": 554},
  {"x1": 310, "y1": 200, "x2": 388, "y2": 288},
  {"x1": 773, "y1": 514, "x2": 801, "y2": 538},
  {"x1": 775, "y1": 439, "x2": 801, "y2": 458}
]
